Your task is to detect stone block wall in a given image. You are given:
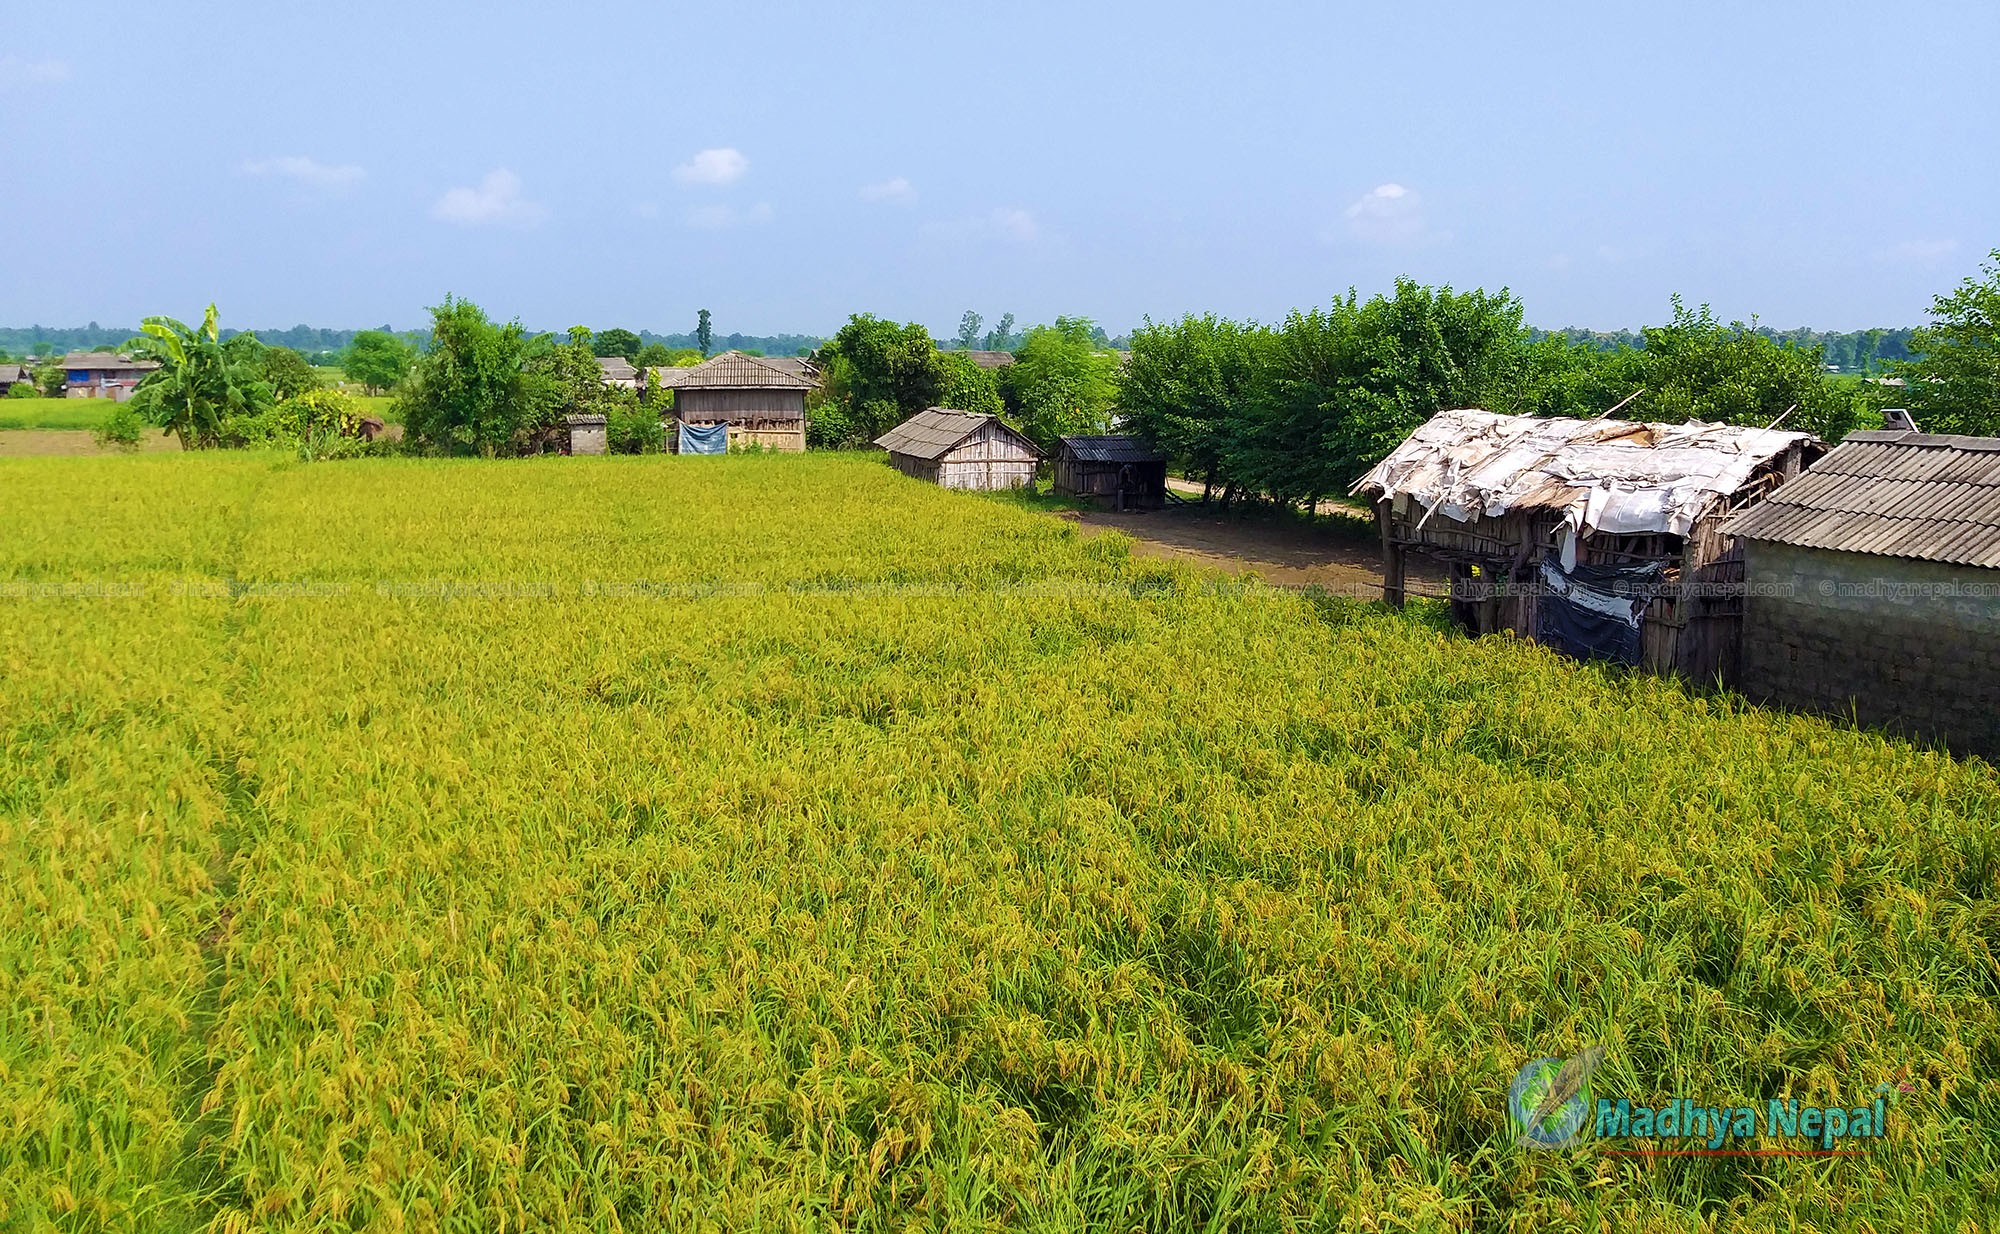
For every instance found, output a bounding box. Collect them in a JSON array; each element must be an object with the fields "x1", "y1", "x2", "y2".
[{"x1": 1741, "y1": 541, "x2": 2000, "y2": 760}]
